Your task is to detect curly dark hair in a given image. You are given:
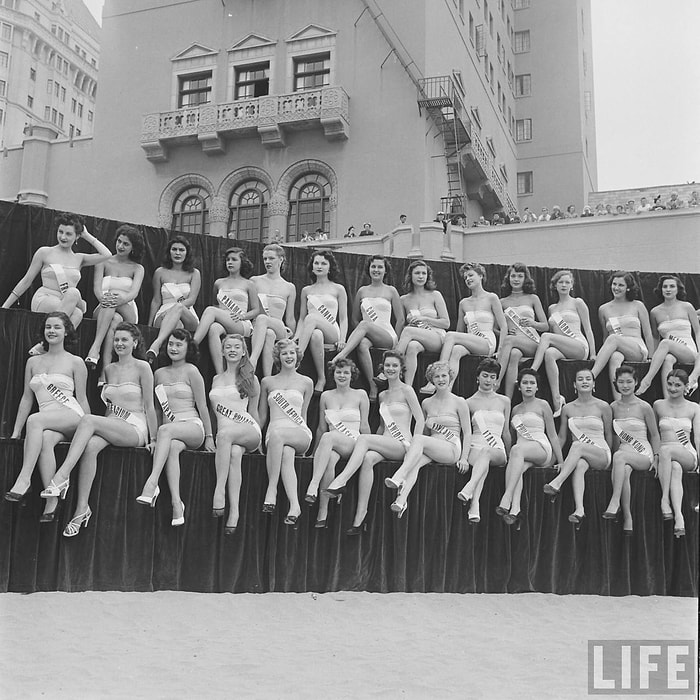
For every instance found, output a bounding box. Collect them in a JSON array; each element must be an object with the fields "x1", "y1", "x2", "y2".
[
  {"x1": 550, "y1": 269, "x2": 576, "y2": 297},
  {"x1": 159, "y1": 328, "x2": 199, "y2": 365},
  {"x1": 55, "y1": 213, "x2": 84, "y2": 237},
  {"x1": 115, "y1": 225, "x2": 145, "y2": 262},
  {"x1": 459, "y1": 262, "x2": 486, "y2": 282},
  {"x1": 614, "y1": 364, "x2": 637, "y2": 384},
  {"x1": 379, "y1": 349, "x2": 405, "y2": 377},
  {"x1": 476, "y1": 357, "x2": 501, "y2": 376},
  {"x1": 517, "y1": 367, "x2": 539, "y2": 385},
  {"x1": 224, "y1": 247, "x2": 254, "y2": 278},
  {"x1": 329, "y1": 356, "x2": 360, "y2": 384},
  {"x1": 607, "y1": 270, "x2": 639, "y2": 301},
  {"x1": 110, "y1": 322, "x2": 146, "y2": 362},
  {"x1": 163, "y1": 236, "x2": 195, "y2": 272},
  {"x1": 365, "y1": 255, "x2": 392, "y2": 284},
  {"x1": 501, "y1": 262, "x2": 536, "y2": 296},
  {"x1": 653, "y1": 274, "x2": 687, "y2": 302},
  {"x1": 221, "y1": 333, "x2": 255, "y2": 398},
  {"x1": 402, "y1": 260, "x2": 436, "y2": 293},
  {"x1": 39, "y1": 311, "x2": 77, "y2": 351},
  {"x1": 307, "y1": 249, "x2": 339, "y2": 282}
]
